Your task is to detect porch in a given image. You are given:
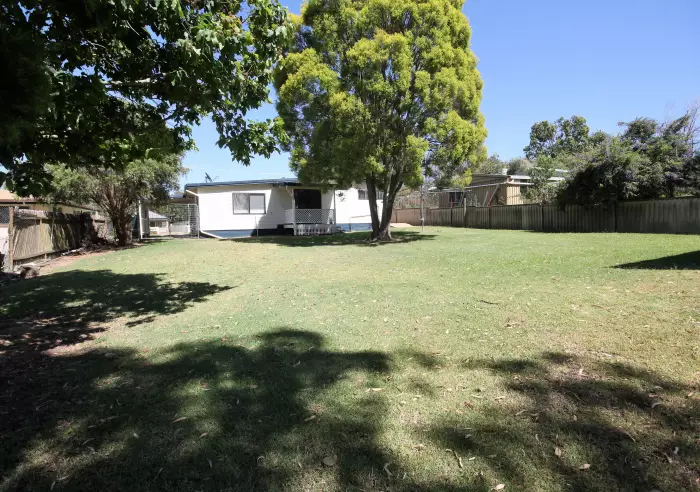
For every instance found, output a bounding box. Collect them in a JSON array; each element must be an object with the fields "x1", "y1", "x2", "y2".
[{"x1": 282, "y1": 188, "x2": 341, "y2": 236}]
